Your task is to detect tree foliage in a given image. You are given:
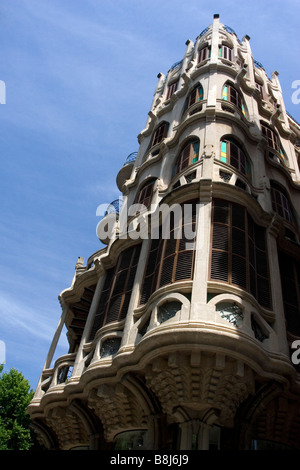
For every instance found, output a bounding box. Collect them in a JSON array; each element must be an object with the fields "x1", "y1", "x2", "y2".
[{"x1": 0, "y1": 365, "x2": 41, "y2": 450}]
